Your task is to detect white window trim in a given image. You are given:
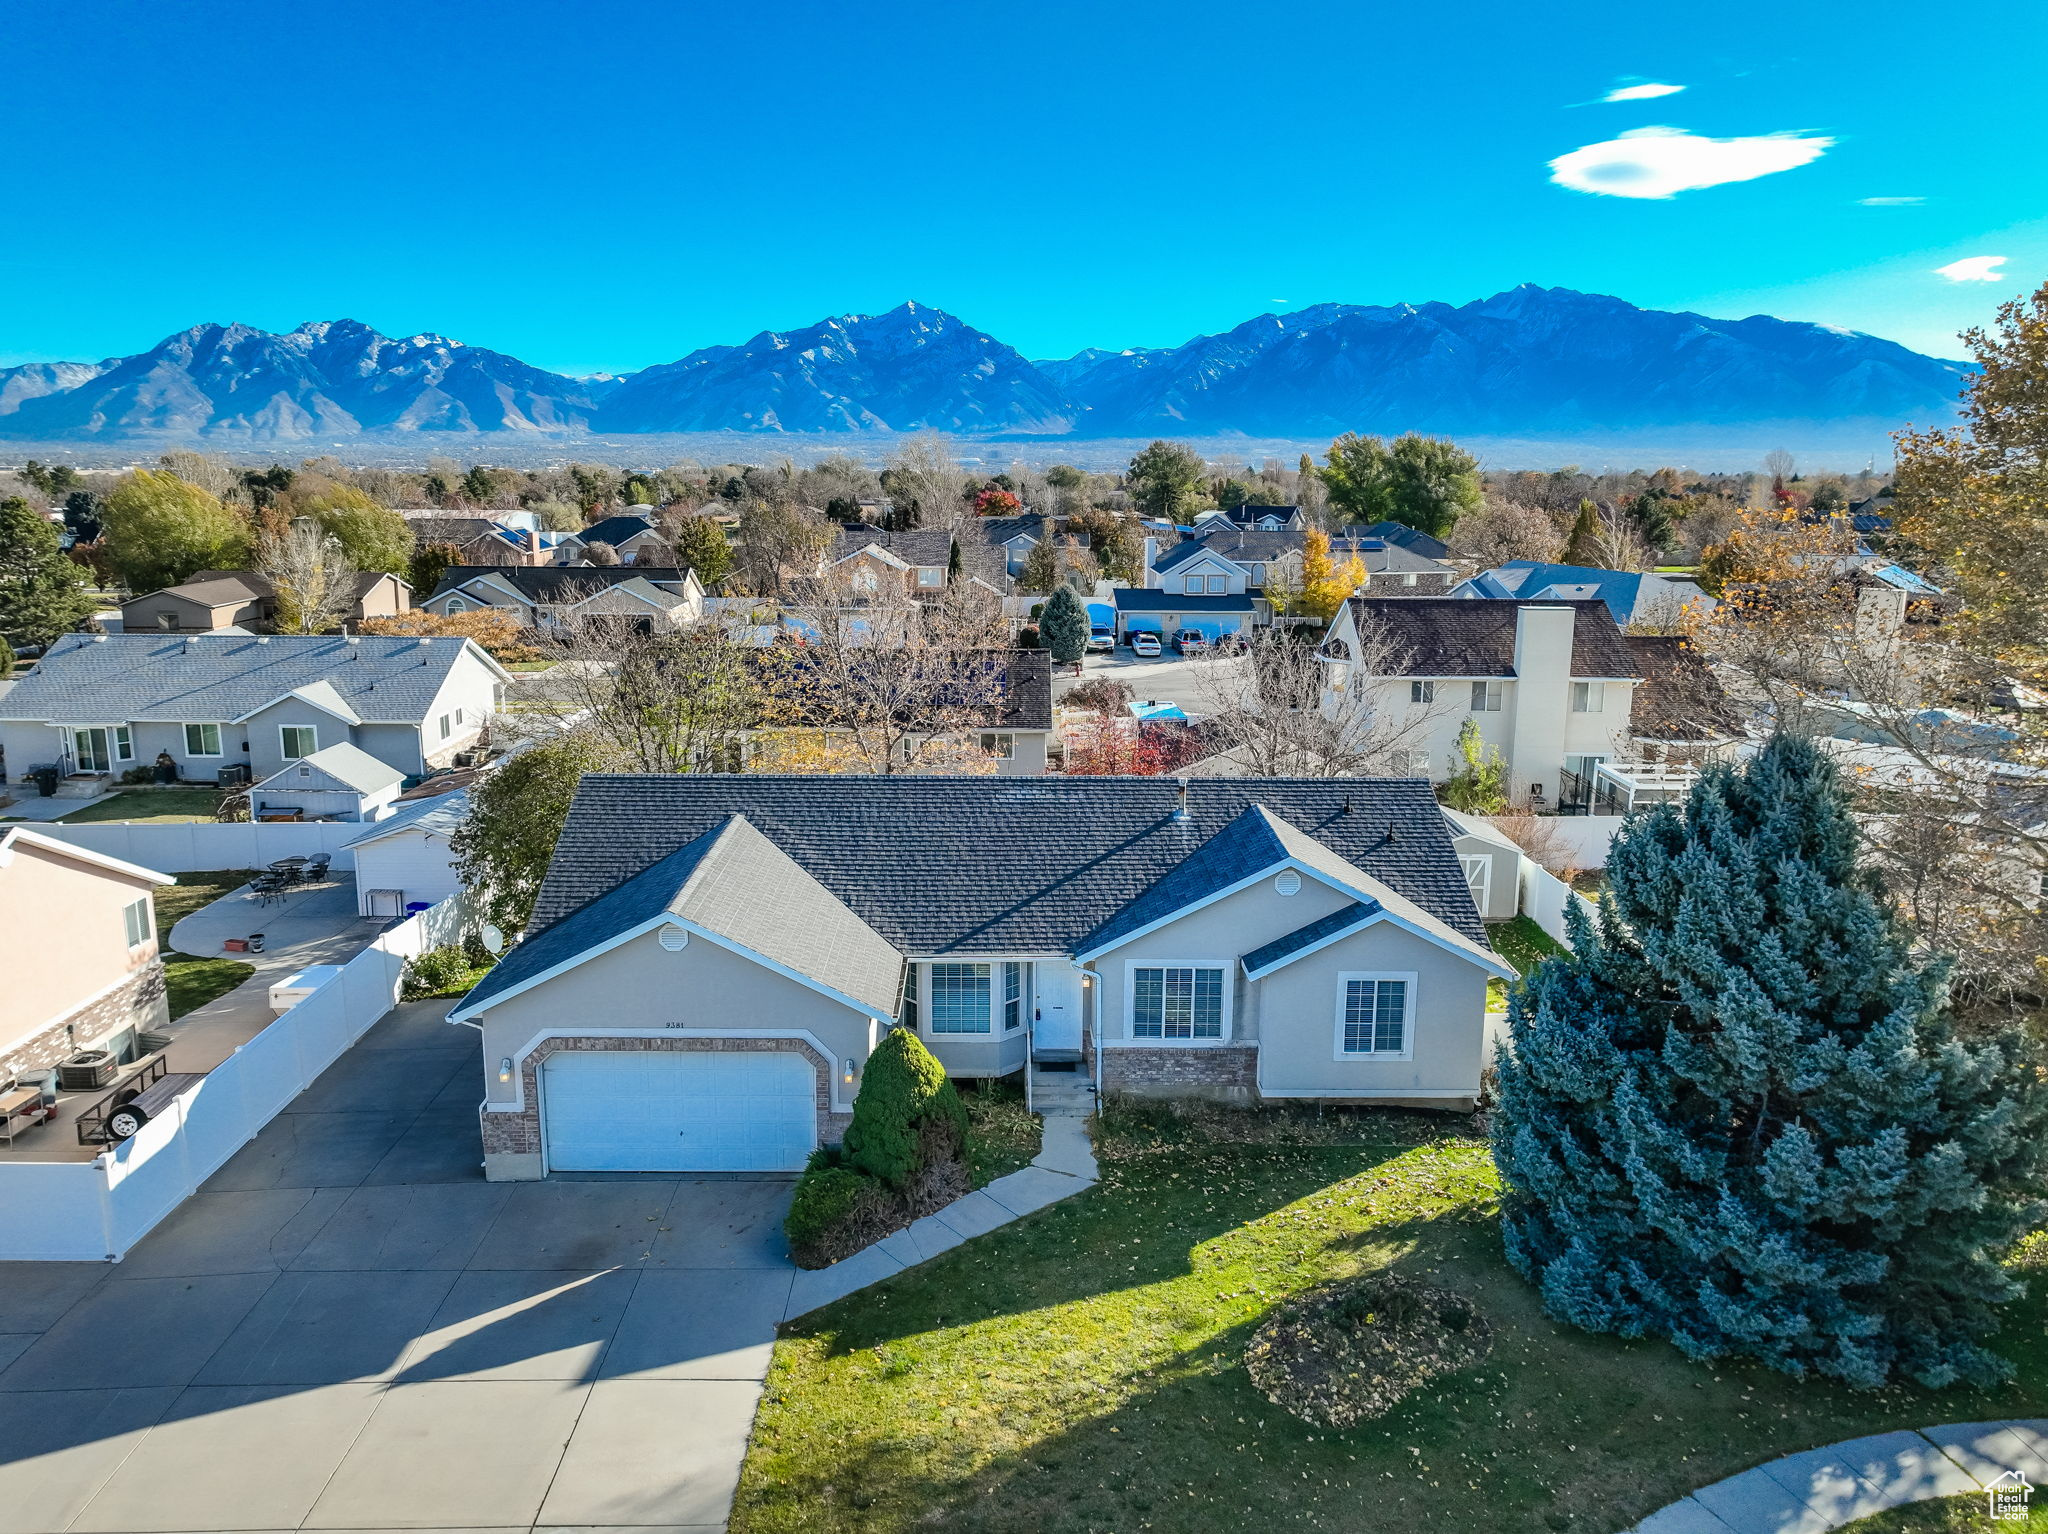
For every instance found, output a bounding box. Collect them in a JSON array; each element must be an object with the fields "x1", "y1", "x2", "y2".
[
  {"x1": 1470, "y1": 680, "x2": 1503, "y2": 712},
  {"x1": 1123, "y1": 958, "x2": 1233, "y2": 1045},
  {"x1": 122, "y1": 895, "x2": 153, "y2": 949},
  {"x1": 1333, "y1": 970, "x2": 1417, "y2": 1061},
  {"x1": 1572, "y1": 680, "x2": 1605, "y2": 714},
  {"x1": 1410, "y1": 680, "x2": 1435, "y2": 704},
  {"x1": 925, "y1": 960, "x2": 996, "y2": 1036},
  {"x1": 279, "y1": 724, "x2": 318, "y2": 760},
  {"x1": 184, "y1": 722, "x2": 223, "y2": 758}
]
